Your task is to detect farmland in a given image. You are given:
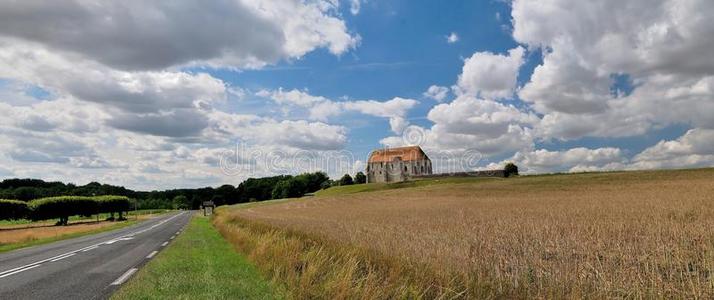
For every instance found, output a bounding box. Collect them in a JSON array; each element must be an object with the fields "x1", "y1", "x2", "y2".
[
  {"x1": 215, "y1": 168, "x2": 714, "y2": 299},
  {"x1": 0, "y1": 210, "x2": 170, "y2": 253}
]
